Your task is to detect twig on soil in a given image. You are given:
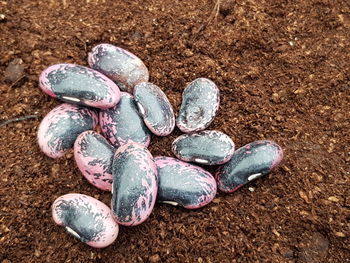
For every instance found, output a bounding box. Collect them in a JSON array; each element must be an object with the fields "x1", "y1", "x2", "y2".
[
  {"x1": 8, "y1": 75, "x2": 26, "y2": 89},
  {"x1": 0, "y1": 115, "x2": 39, "y2": 127},
  {"x1": 194, "y1": 0, "x2": 221, "y2": 37},
  {"x1": 75, "y1": 35, "x2": 87, "y2": 51}
]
